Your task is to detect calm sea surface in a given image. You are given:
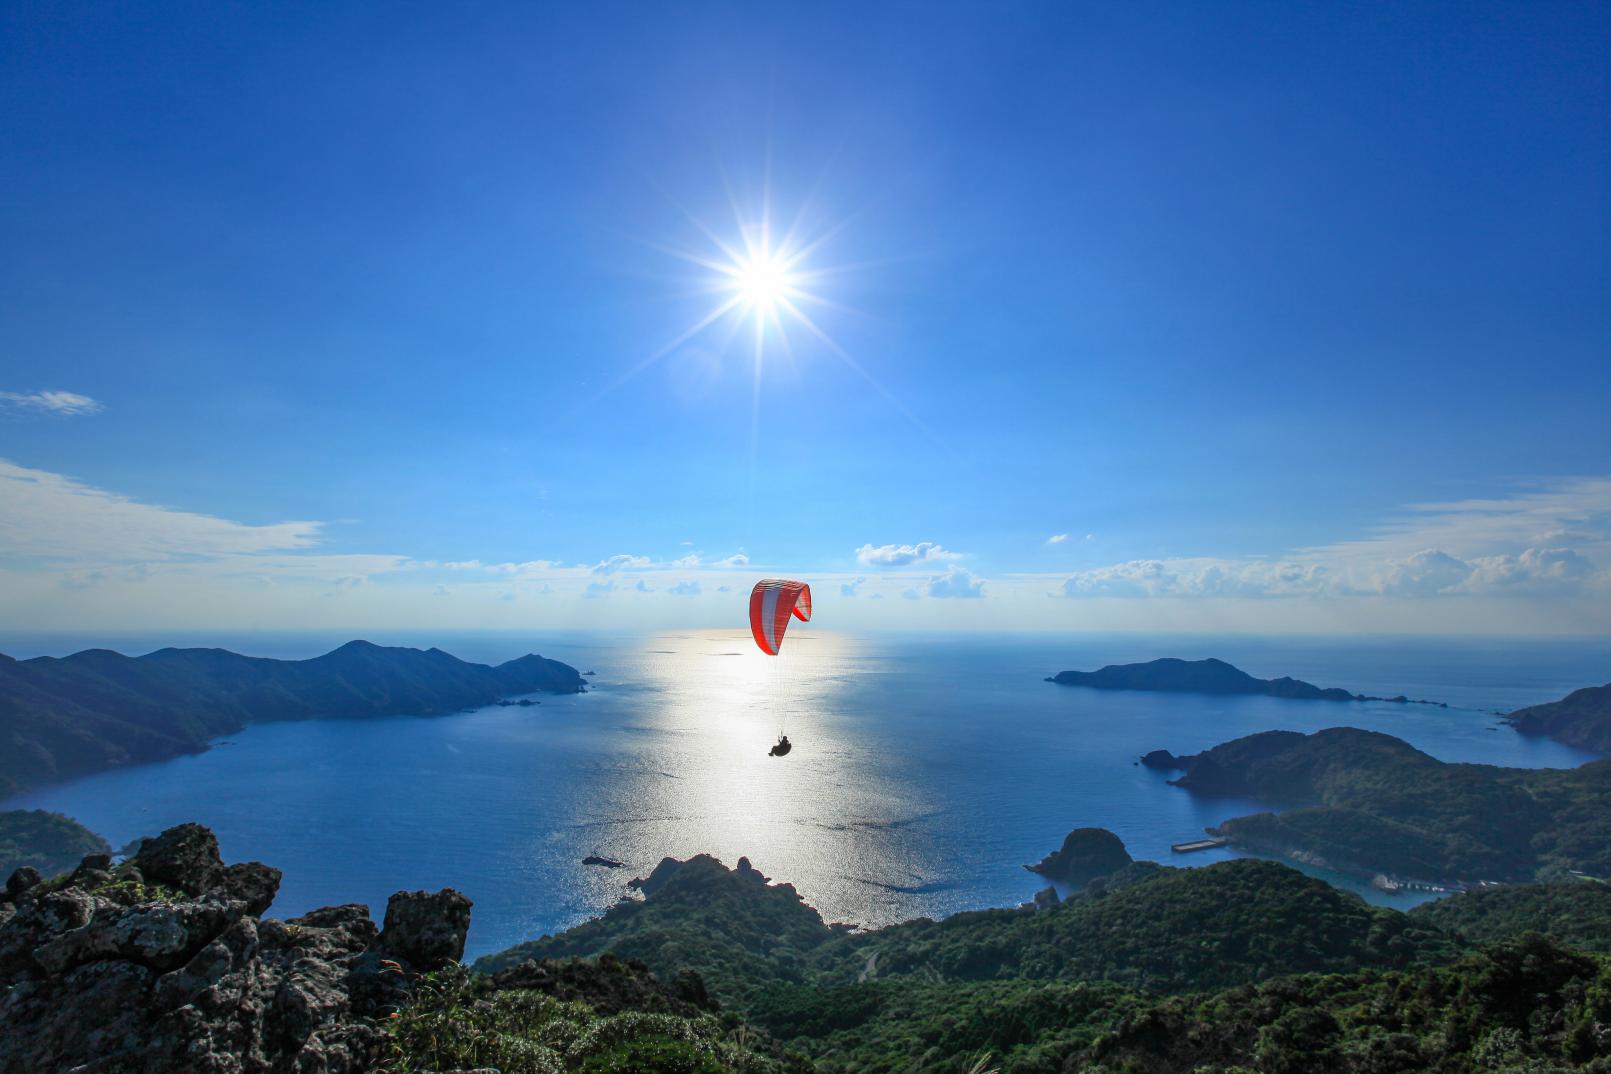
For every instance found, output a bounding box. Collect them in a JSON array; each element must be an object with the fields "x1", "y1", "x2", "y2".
[{"x1": 2, "y1": 630, "x2": 1606, "y2": 959}]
